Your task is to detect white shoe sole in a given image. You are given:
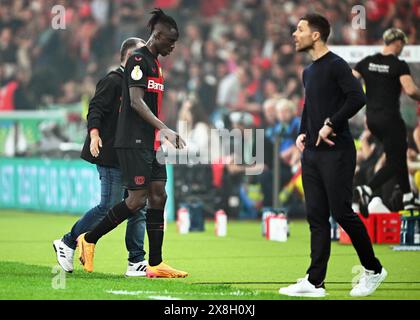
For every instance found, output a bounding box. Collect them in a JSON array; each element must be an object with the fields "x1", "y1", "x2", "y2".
[
  {"x1": 52, "y1": 240, "x2": 73, "y2": 273},
  {"x1": 350, "y1": 269, "x2": 388, "y2": 297},
  {"x1": 279, "y1": 289, "x2": 326, "y2": 298},
  {"x1": 125, "y1": 272, "x2": 147, "y2": 277},
  {"x1": 404, "y1": 204, "x2": 419, "y2": 210}
]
